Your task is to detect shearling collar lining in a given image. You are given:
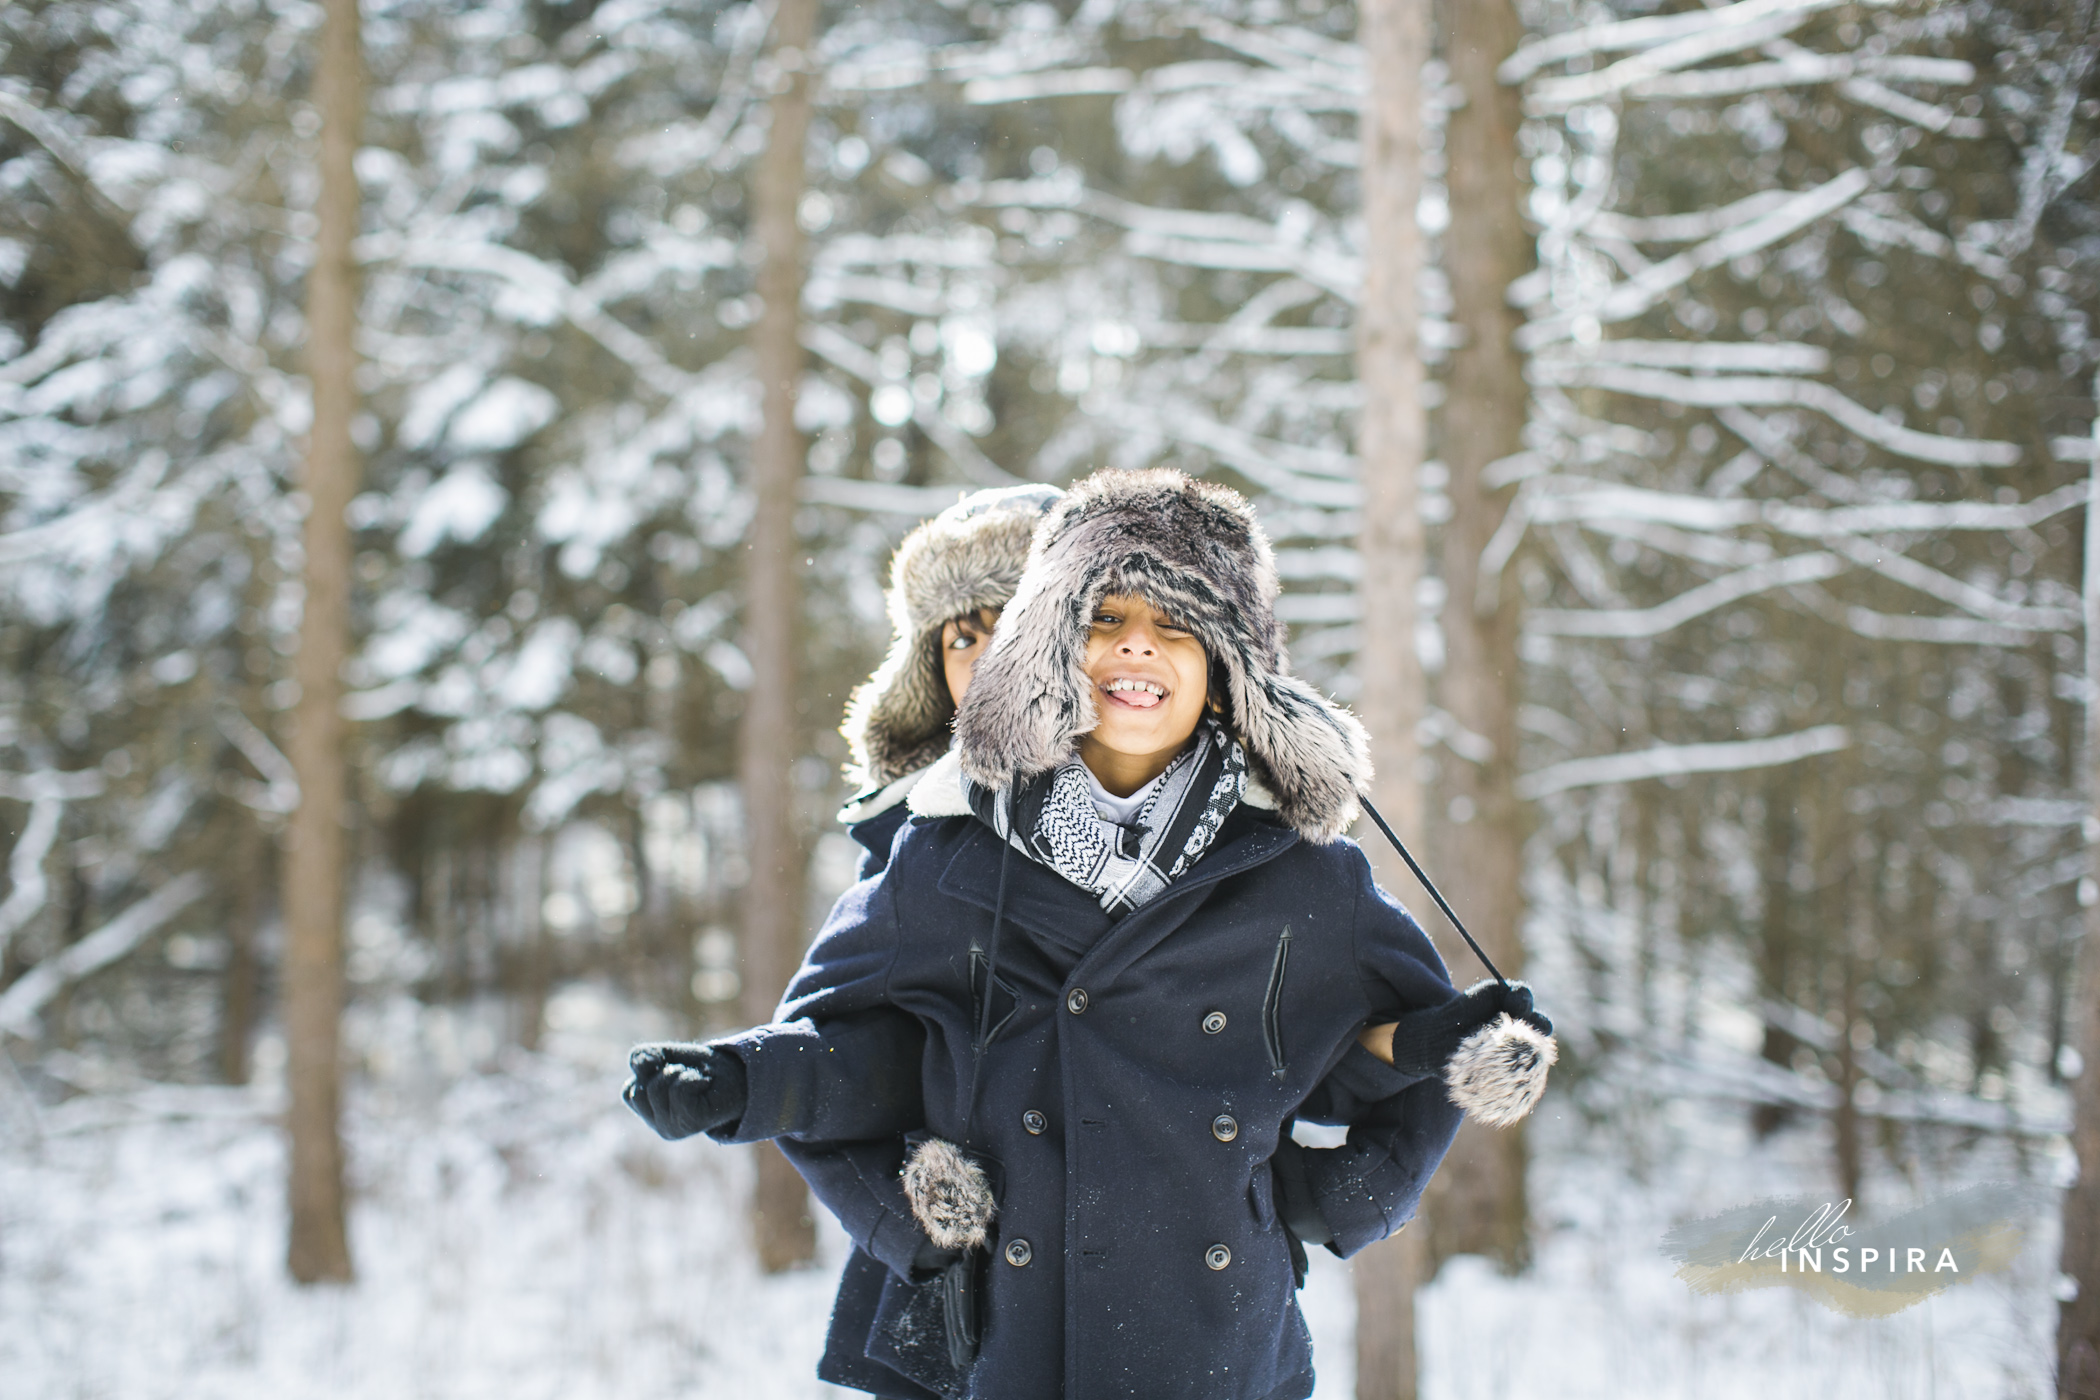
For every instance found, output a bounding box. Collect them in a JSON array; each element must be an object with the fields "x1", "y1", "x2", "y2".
[{"x1": 838, "y1": 765, "x2": 929, "y2": 826}]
